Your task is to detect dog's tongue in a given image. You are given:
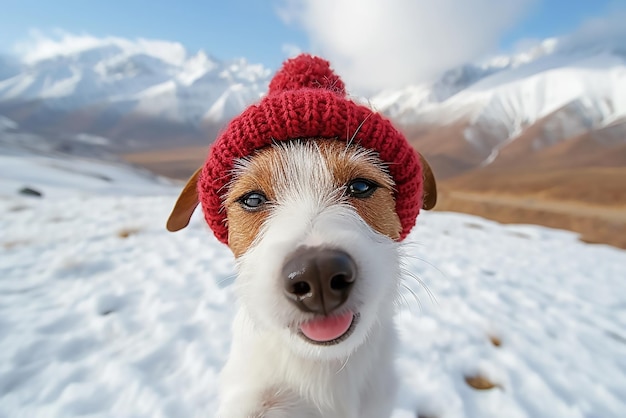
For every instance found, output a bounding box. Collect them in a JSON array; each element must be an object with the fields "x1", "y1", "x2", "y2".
[{"x1": 300, "y1": 312, "x2": 353, "y2": 342}]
